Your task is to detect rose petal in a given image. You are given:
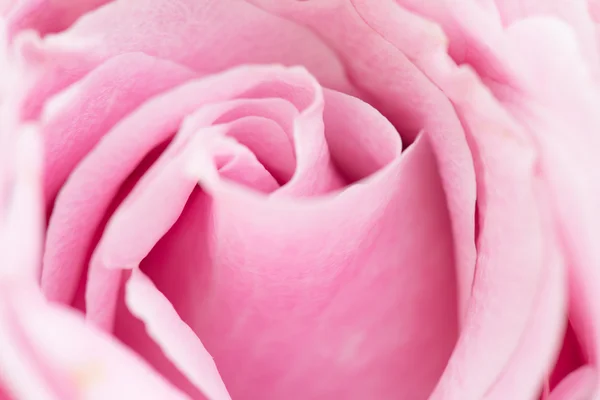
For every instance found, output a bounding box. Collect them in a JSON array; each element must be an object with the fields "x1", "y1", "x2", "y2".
[
  {"x1": 17, "y1": 0, "x2": 354, "y2": 120},
  {"x1": 482, "y1": 223, "x2": 566, "y2": 399},
  {"x1": 142, "y1": 135, "x2": 456, "y2": 399},
  {"x1": 126, "y1": 269, "x2": 231, "y2": 400},
  {"x1": 77, "y1": 53, "x2": 457, "y2": 397},
  {"x1": 501, "y1": 18, "x2": 600, "y2": 370},
  {"x1": 0, "y1": 287, "x2": 189, "y2": 400},
  {"x1": 95, "y1": 87, "x2": 455, "y2": 400},
  {"x1": 0, "y1": 0, "x2": 16, "y2": 16},
  {"x1": 40, "y1": 52, "x2": 196, "y2": 302},
  {"x1": 246, "y1": 0, "x2": 477, "y2": 323},
  {"x1": 549, "y1": 324, "x2": 586, "y2": 391},
  {"x1": 80, "y1": 66, "x2": 346, "y2": 330},
  {"x1": 428, "y1": 65, "x2": 565, "y2": 399},
  {"x1": 44, "y1": 66, "x2": 319, "y2": 311},
  {"x1": 491, "y1": 0, "x2": 600, "y2": 77},
  {"x1": 0, "y1": 291, "x2": 62, "y2": 400},
  {"x1": 88, "y1": 81, "x2": 396, "y2": 312},
  {"x1": 367, "y1": 3, "x2": 600, "y2": 394},
  {"x1": 5, "y1": 0, "x2": 112, "y2": 37},
  {"x1": 269, "y1": 3, "x2": 568, "y2": 397},
  {"x1": 0, "y1": 126, "x2": 43, "y2": 283},
  {"x1": 548, "y1": 367, "x2": 597, "y2": 400},
  {"x1": 409, "y1": 11, "x2": 600, "y2": 381},
  {"x1": 41, "y1": 51, "x2": 196, "y2": 203}
]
